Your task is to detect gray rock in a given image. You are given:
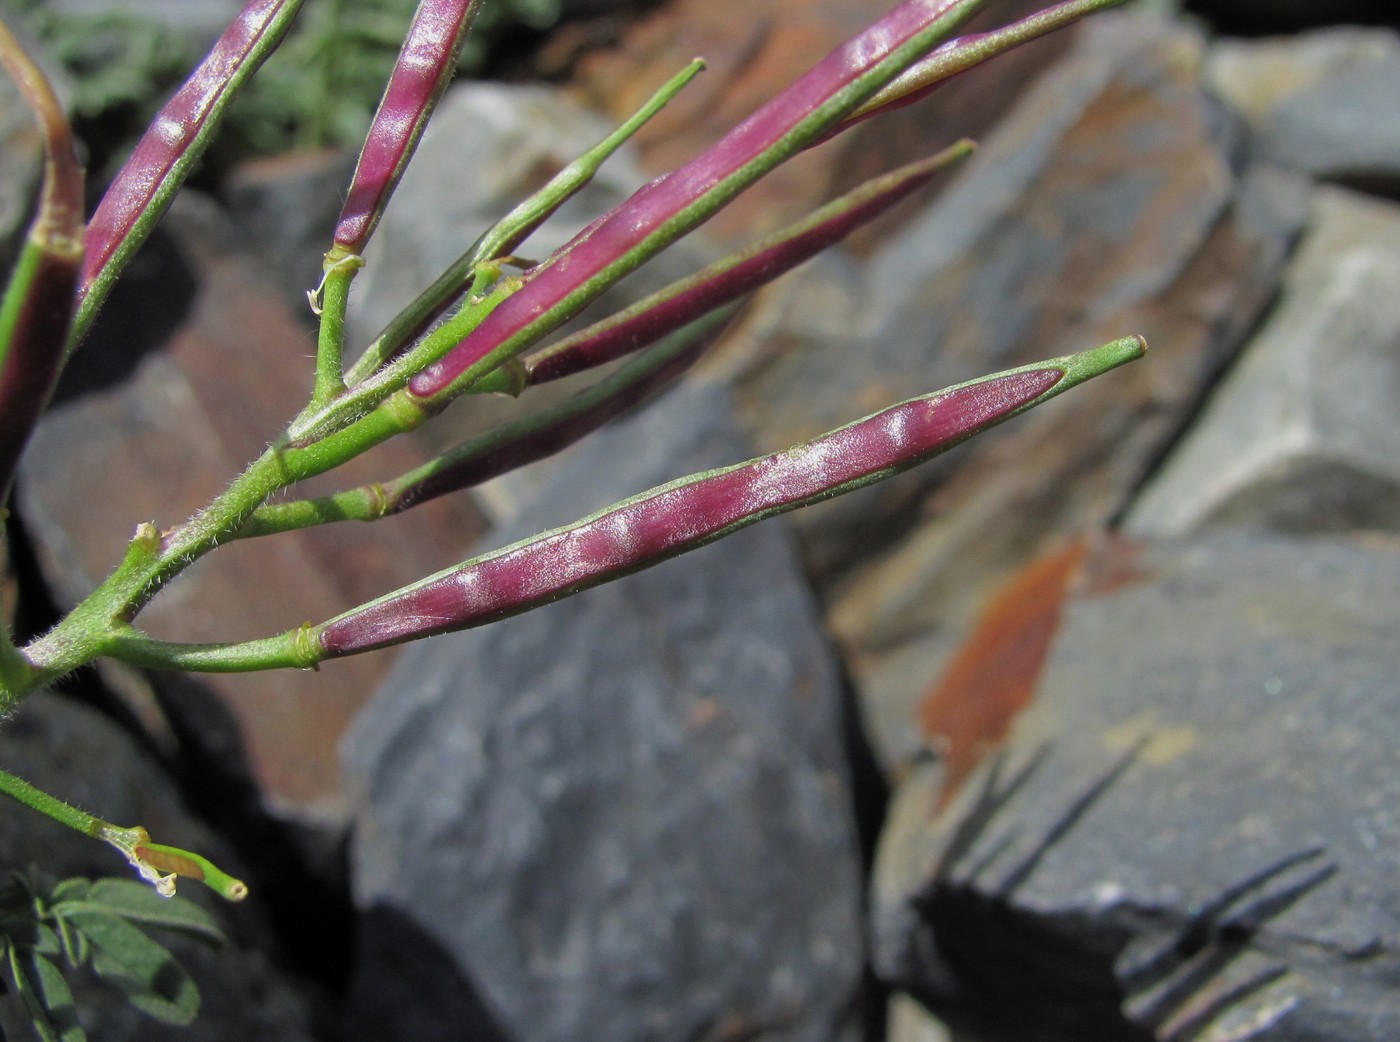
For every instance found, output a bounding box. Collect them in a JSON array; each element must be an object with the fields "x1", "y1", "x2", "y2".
[
  {"x1": 1127, "y1": 186, "x2": 1400, "y2": 538},
  {"x1": 1207, "y1": 29, "x2": 1400, "y2": 192},
  {"x1": 223, "y1": 147, "x2": 359, "y2": 318},
  {"x1": 872, "y1": 530, "x2": 1400, "y2": 1042},
  {"x1": 342, "y1": 380, "x2": 865, "y2": 1042},
  {"x1": 0, "y1": 693, "x2": 317, "y2": 1042},
  {"x1": 719, "y1": 11, "x2": 1296, "y2": 608}
]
